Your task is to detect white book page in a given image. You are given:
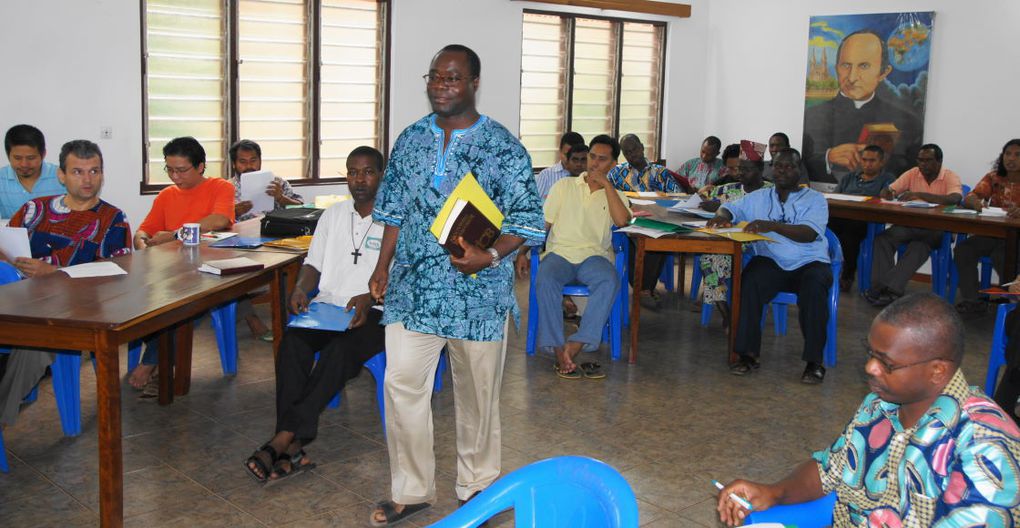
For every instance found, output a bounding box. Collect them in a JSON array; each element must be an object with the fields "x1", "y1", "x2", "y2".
[{"x1": 240, "y1": 170, "x2": 276, "y2": 214}]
